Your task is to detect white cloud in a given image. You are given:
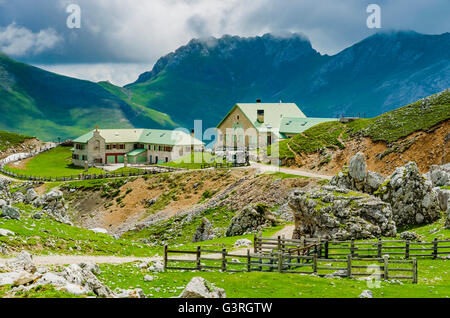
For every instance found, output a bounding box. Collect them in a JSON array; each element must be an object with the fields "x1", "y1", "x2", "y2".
[
  {"x1": 35, "y1": 63, "x2": 154, "y2": 86},
  {"x1": 0, "y1": 23, "x2": 62, "y2": 56}
]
